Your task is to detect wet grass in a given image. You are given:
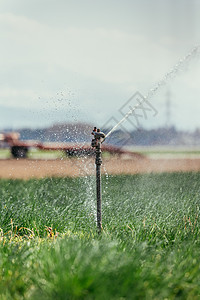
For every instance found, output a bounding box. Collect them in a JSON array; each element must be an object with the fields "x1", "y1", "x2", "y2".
[{"x1": 0, "y1": 172, "x2": 200, "y2": 299}]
